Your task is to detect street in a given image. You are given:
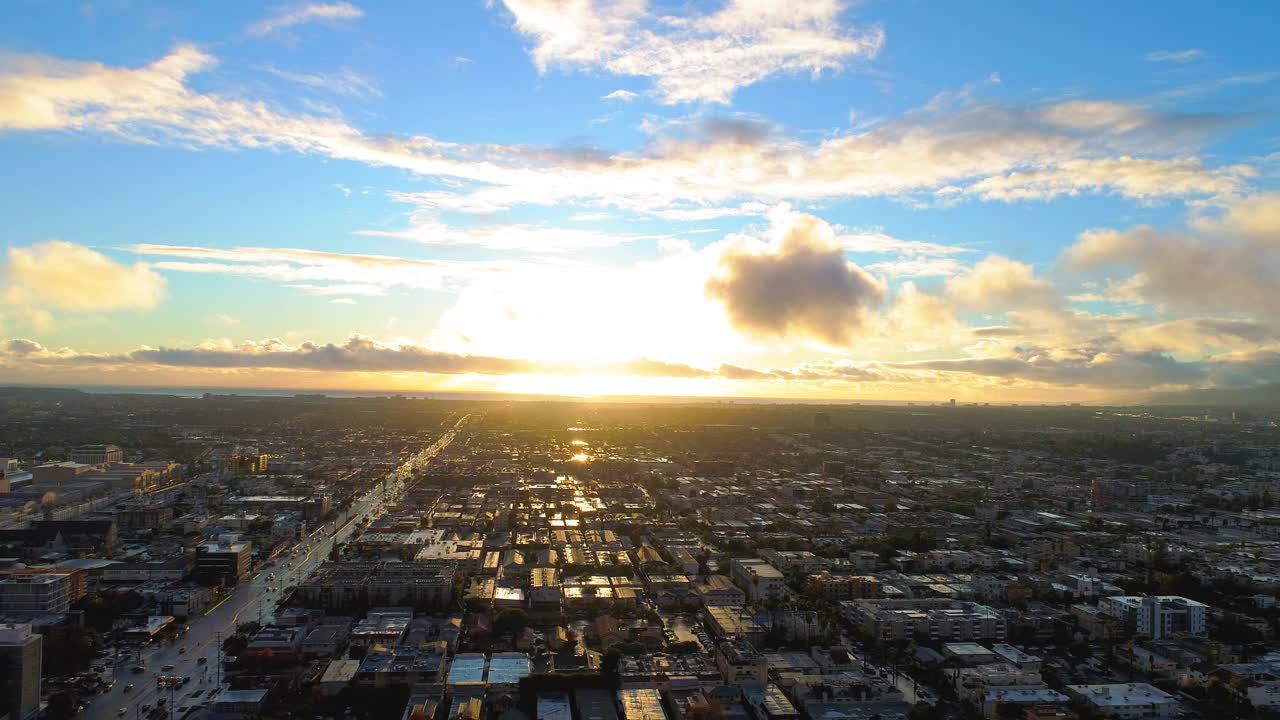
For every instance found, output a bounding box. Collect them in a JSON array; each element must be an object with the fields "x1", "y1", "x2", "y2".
[{"x1": 80, "y1": 416, "x2": 469, "y2": 720}]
